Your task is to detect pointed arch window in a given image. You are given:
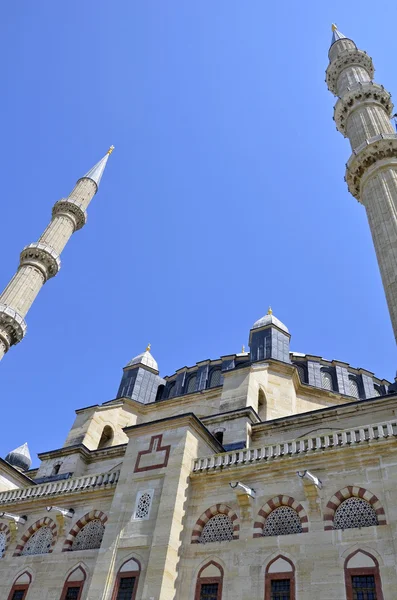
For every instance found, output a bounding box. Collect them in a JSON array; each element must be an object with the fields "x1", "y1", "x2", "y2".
[
  {"x1": 194, "y1": 561, "x2": 223, "y2": 600},
  {"x1": 344, "y1": 550, "x2": 384, "y2": 600},
  {"x1": 265, "y1": 556, "x2": 295, "y2": 600},
  {"x1": 98, "y1": 425, "x2": 114, "y2": 449},
  {"x1": 7, "y1": 572, "x2": 31, "y2": 600},
  {"x1": 60, "y1": 567, "x2": 86, "y2": 600},
  {"x1": 111, "y1": 558, "x2": 140, "y2": 600}
]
